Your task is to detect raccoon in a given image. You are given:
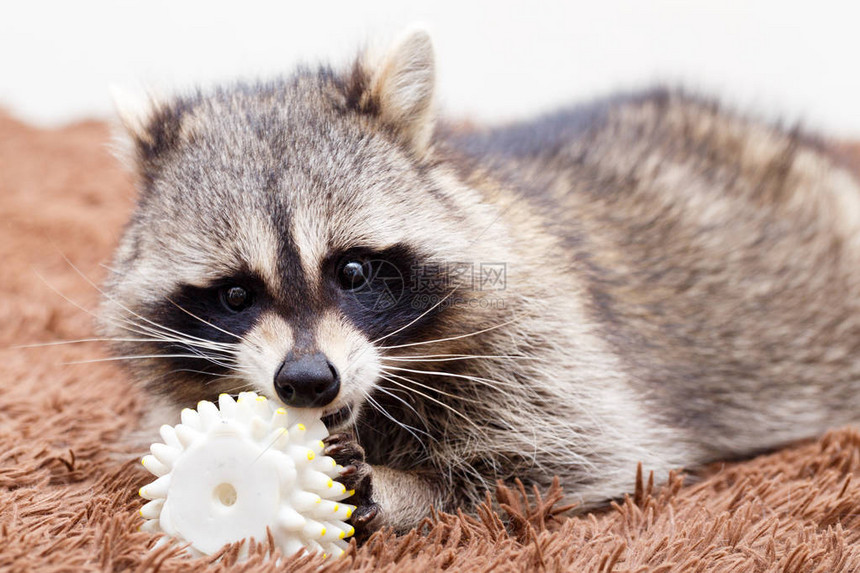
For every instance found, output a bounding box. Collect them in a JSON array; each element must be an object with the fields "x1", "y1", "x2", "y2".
[{"x1": 101, "y1": 29, "x2": 860, "y2": 536}]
